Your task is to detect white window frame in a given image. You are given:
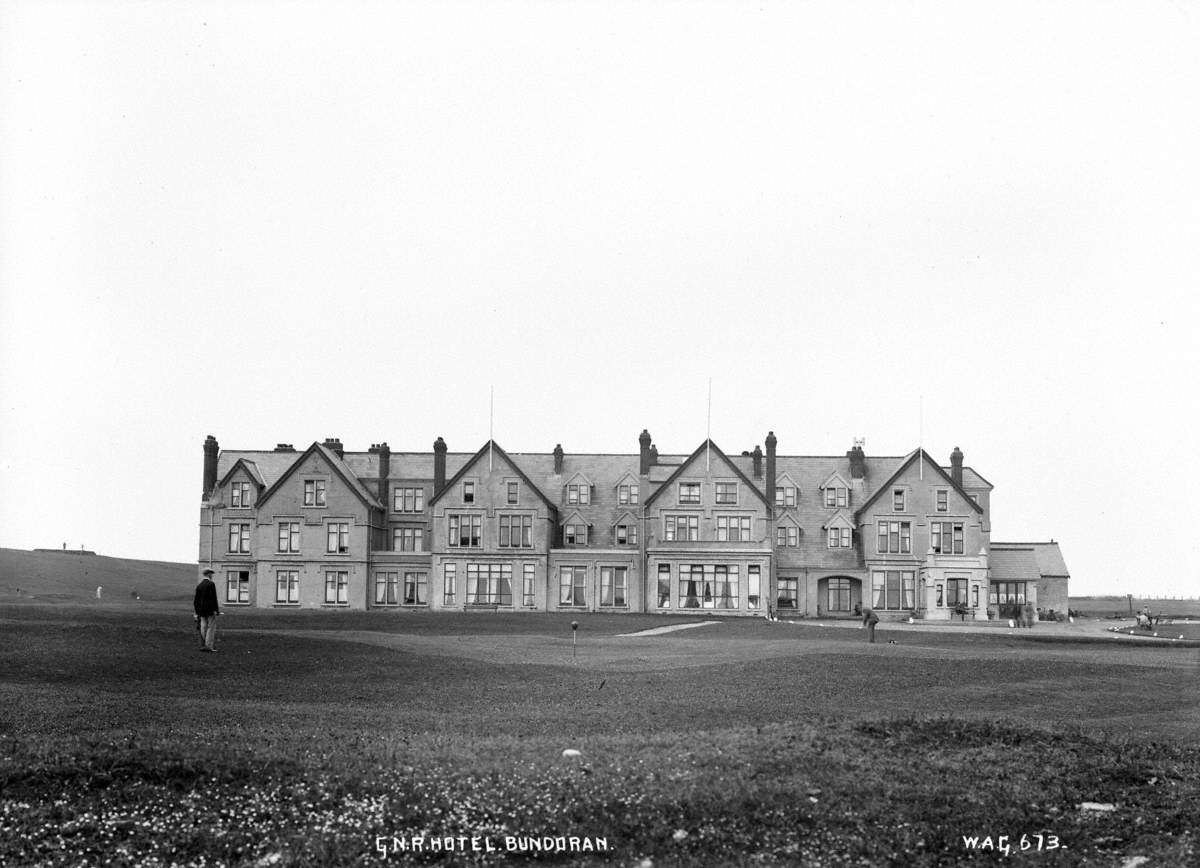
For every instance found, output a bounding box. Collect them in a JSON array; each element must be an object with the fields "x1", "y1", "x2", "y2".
[
  {"x1": 228, "y1": 523, "x2": 250, "y2": 554},
  {"x1": 324, "y1": 570, "x2": 348, "y2": 605},
  {"x1": 326, "y1": 521, "x2": 350, "y2": 554},
  {"x1": 715, "y1": 481, "x2": 738, "y2": 505},
  {"x1": 304, "y1": 479, "x2": 326, "y2": 508},
  {"x1": 678, "y1": 482, "x2": 701, "y2": 504},
  {"x1": 394, "y1": 487, "x2": 425, "y2": 513},
  {"x1": 230, "y1": 481, "x2": 250, "y2": 508},
  {"x1": 277, "y1": 521, "x2": 300, "y2": 553},
  {"x1": 275, "y1": 569, "x2": 299, "y2": 604},
  {"x1": 225, "y1": 569, "x2": 249, "y2": 603}
]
